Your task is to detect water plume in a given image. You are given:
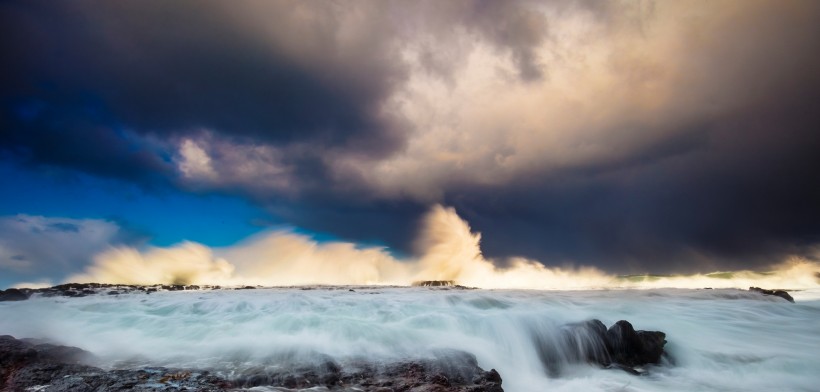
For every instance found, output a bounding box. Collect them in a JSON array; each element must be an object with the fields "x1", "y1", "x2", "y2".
[
  {"x1": 68, "y1": 205, "x2": 820, "y2": 291},
  {"x1": 69, "y1": 242, "x2": 235, "y2": 285}
]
